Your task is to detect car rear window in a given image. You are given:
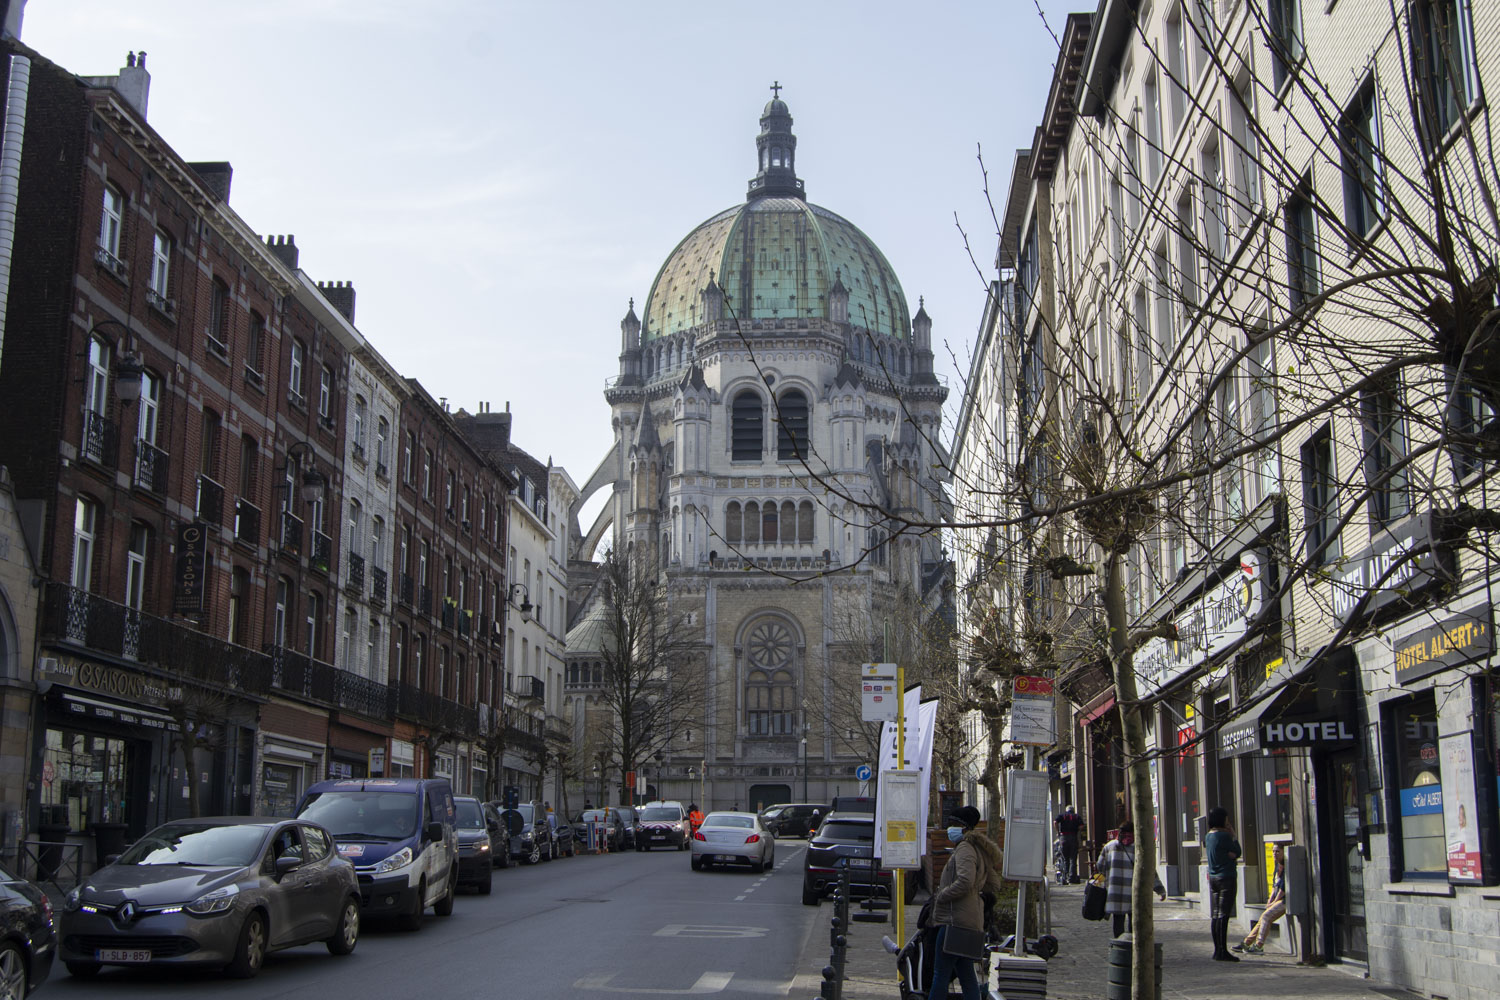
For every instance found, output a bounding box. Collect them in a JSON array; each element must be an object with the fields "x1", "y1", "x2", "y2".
[
  {"x1": 705, "y1": 815, "x2": 752, "y2": 828},
  {"x1": 817, "y1": 821, "x2": 874, "y2": 842}
]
